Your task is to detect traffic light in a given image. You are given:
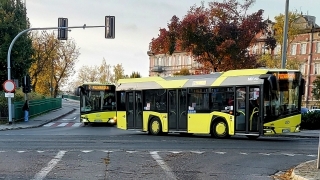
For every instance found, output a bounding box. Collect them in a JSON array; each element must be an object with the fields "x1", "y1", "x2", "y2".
[
  {"x1": 105, "y1": 16, "x2": 115, "y2": 39},
  {"x1": 22, "y1": 75, "x2": 31, "y2": 93},
  {"x1": 58, "y1": 17, "x2": 68, "y2": 40}
]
